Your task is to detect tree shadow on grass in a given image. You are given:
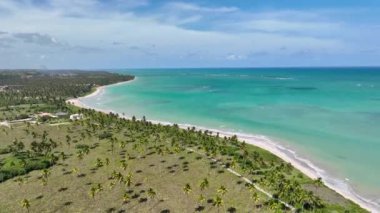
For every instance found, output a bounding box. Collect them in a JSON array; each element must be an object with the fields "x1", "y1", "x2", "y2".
[
  {"x1": 195, "y1": 206, "x2": 205, "y2": 212},
  {"x1": 138, "y1": 198, "x2": 147, "y2": 203},
  {"x1": 58, "y1": 187, "x2": 68, "y2": 192},
  {"x1": 131, "y1": 193, "x2": 140, "y2": 199},
  {"x1": 227, "y1": 207, "x2": 237, "y2": 213},
  {"x1": 106, "y1": 207, "x2": 116, "y2": 213},
  {"x1": 77, "y1": 173, "x2": 86, "y2": 178},
  {"x1": 35, "y1": 195, "x2": 43, "y2": 200},
  {"x1": 63, "y1": 201, "x2": 72, "y2": 206}
]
